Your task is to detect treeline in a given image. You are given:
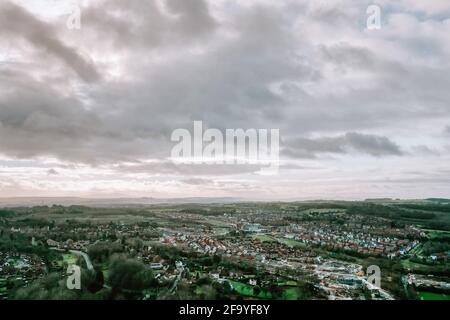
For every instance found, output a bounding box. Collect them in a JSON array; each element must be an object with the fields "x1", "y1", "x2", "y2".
[
  {"x1": 430, "y1": 233, "x2": 450, "y2": 242},
  {"x1": 393, "y1": 203, "x2": 450, "y2": 213},
  {"x1": 291, "y1": 203, "x2": 349, "y2": 212},
  {"x1": 421, "y1": 241, "x2": 450, "y2": 256},
  {"x1": 15, "y1": 218, "x2": 55, "y2": 228},
  {"x1": 346, "y1": 203, "x2": 403, "y2": 218},
  {"x1": 88, "y1": 241, "x2": 124, "y2": 263},
  {"x1": 11, "y1": 270, "x2": 108, "y2": 300},
  {"x1": 410, "y1": 266, "x2": 450, "y2": 277},
  {"x1": 0, "y1": 209, "x2": 15, "y2": 217},
  {"x1": 399, "y1": 211, "x2": 435, "y2": 220},
  {"x1": 284, "y1": 215, "x2": 346, "y2": 224},
  {"x1": 347, "y1": 203, "x2": 439, "y2": 221},
  {"x1": 0, "y1": 233, "x2": 50, "y2": 256},
  {"x1": 28, "y1": 205, "x2": 90, "y2": 214},
  {"x1": 180, "y1": 207, "x2": 236, "y2": 216},
  {"x1": 12, "y1": 253, "x2": 156, "y2": 300}
]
